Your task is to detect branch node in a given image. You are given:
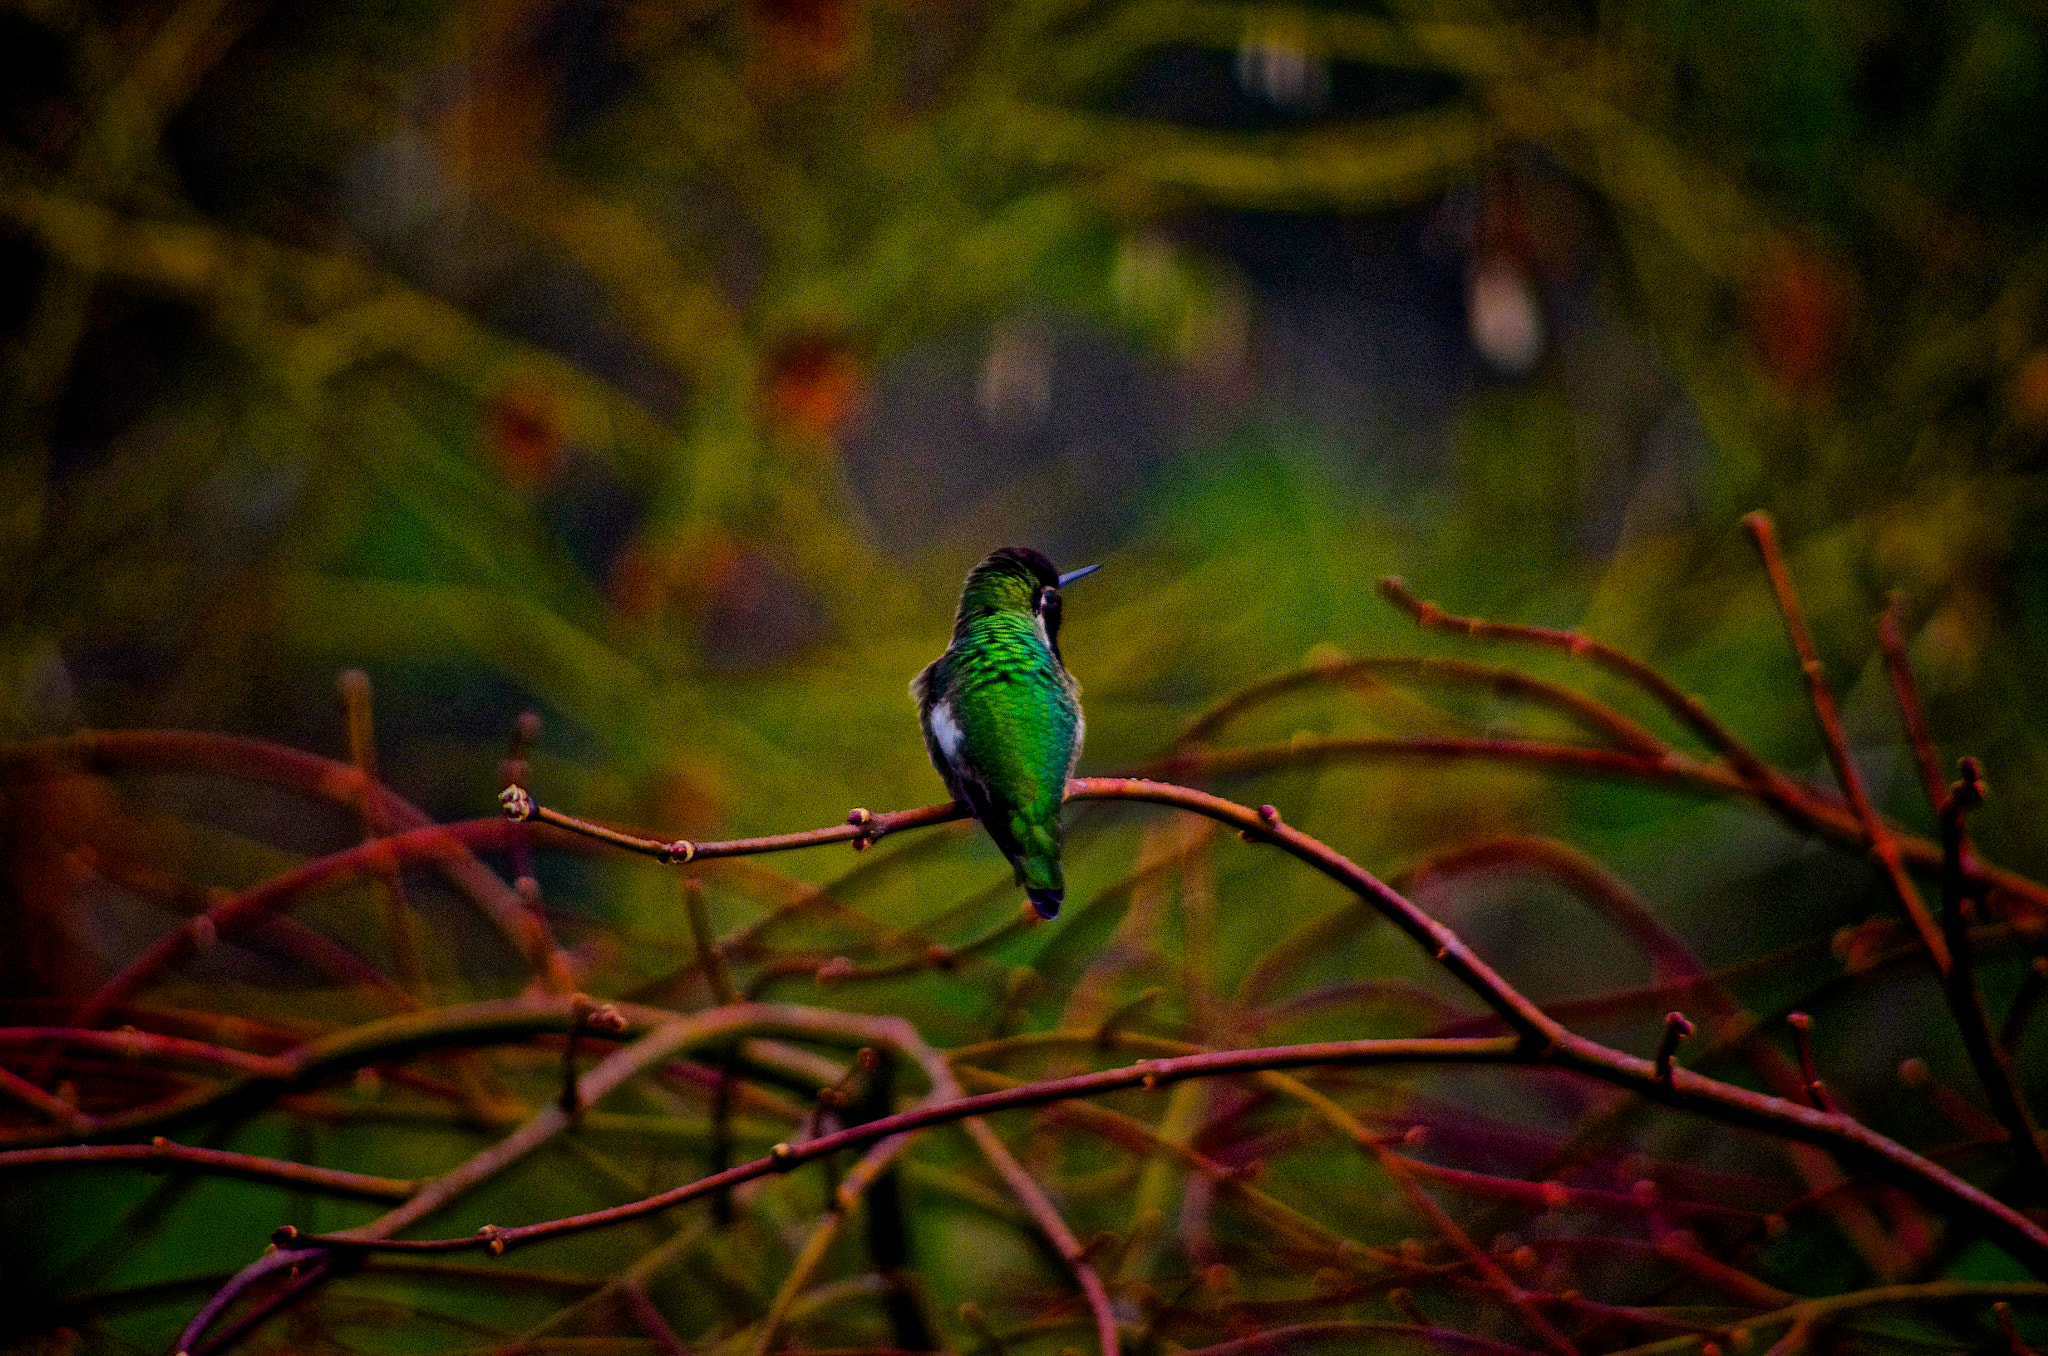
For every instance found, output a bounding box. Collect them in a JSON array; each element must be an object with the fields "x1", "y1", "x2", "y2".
[
  {"x1": 1655, "y1": 1013, "x2": 1694, "y2": 1084},
  {"x1": 270, "y1": 1225, "x2": 299, "y2": 1246},
  {"x1": 499, "y1": 785, "x2": 536, "y2": 822},
  {"x1": 769, "y1": 1141, "x2": 799, "y2": 1171},
  {"x1": 477, "y1": 1224, "x2": 506, "y2": 1257},
  {"x1": 1787, "y1": 1012, "x2": 1832, "y2": 1111},
  {"x1": 662, "y1": 840, "x2": 696, "y2": 864}
]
